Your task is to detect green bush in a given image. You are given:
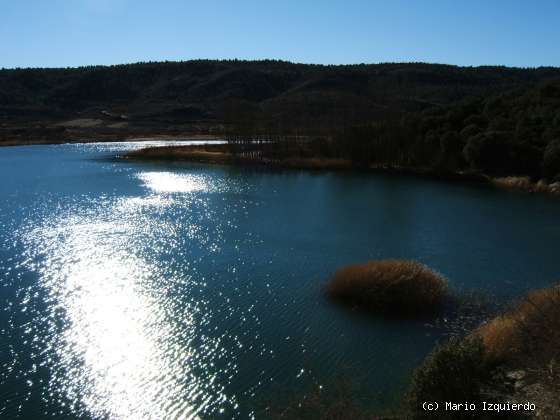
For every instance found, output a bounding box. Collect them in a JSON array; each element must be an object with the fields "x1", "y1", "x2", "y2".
[{"x1": 406, "y1": 337, "x2": 490, "y2": 419}]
